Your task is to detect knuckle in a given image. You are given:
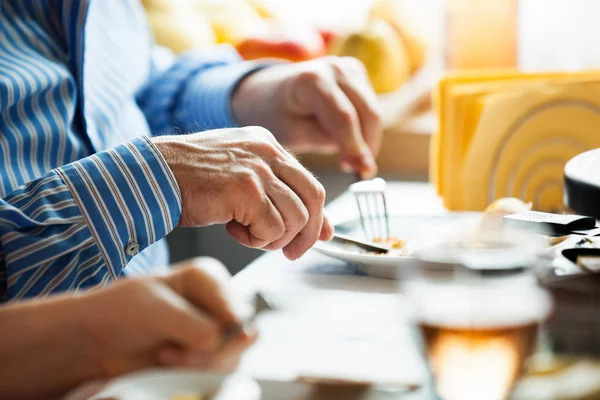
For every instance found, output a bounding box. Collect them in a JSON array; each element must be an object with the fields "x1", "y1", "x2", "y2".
[
  {"x1": 286, "y1": 205, "x2": 309, "y2": 232},
  {"x1": 237, "y1": 171, "x2": 263, "y2": 198},
  {"x1": 297, "y1": 69, "x2": 323, "y2": 86},
  {"x1": 368, "y1": 107, "x2": 383, "y2": 128},
  {"x1": 338, "y1": 107, "x2": 358, "y2": 126},
  {"x1": 298, "y1": 206, "x2": 310, "y2": 227},
  {"x1": 253, "y1": 126, "x2": 275, "y2": 140},
  {"x1": 344, "y1": 56, "x2": 367, "y2": 73},
  {"x1": 316, "y1": 184, "x2": 327, "y2": 204},
  {"x1": 309, "y1": 182, "x2": 327, "y2": 206},
  {"x1": 252, "y1": 160, "x2": 273, "y2": 178}
]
